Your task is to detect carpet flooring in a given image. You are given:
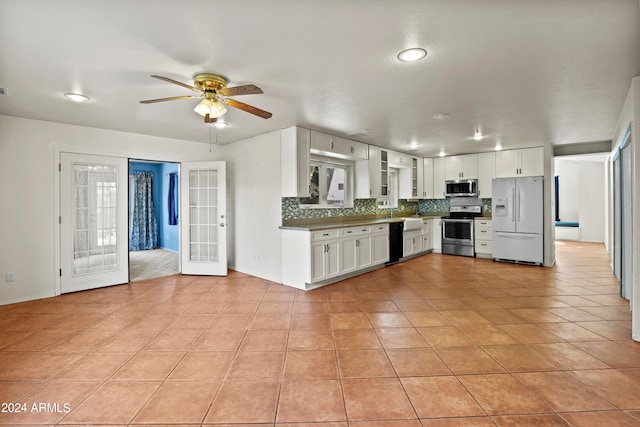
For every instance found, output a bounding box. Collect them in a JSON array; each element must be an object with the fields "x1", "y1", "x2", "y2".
[{"x1": 129, "y1": 248, "x2": 179, "y2": 281}]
